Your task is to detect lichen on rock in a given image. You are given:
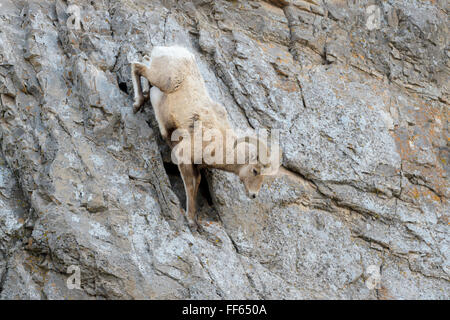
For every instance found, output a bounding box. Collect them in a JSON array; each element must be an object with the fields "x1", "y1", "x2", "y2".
[{"x1": 0, "y1": 0, "x2": 448, "y2": 299}]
